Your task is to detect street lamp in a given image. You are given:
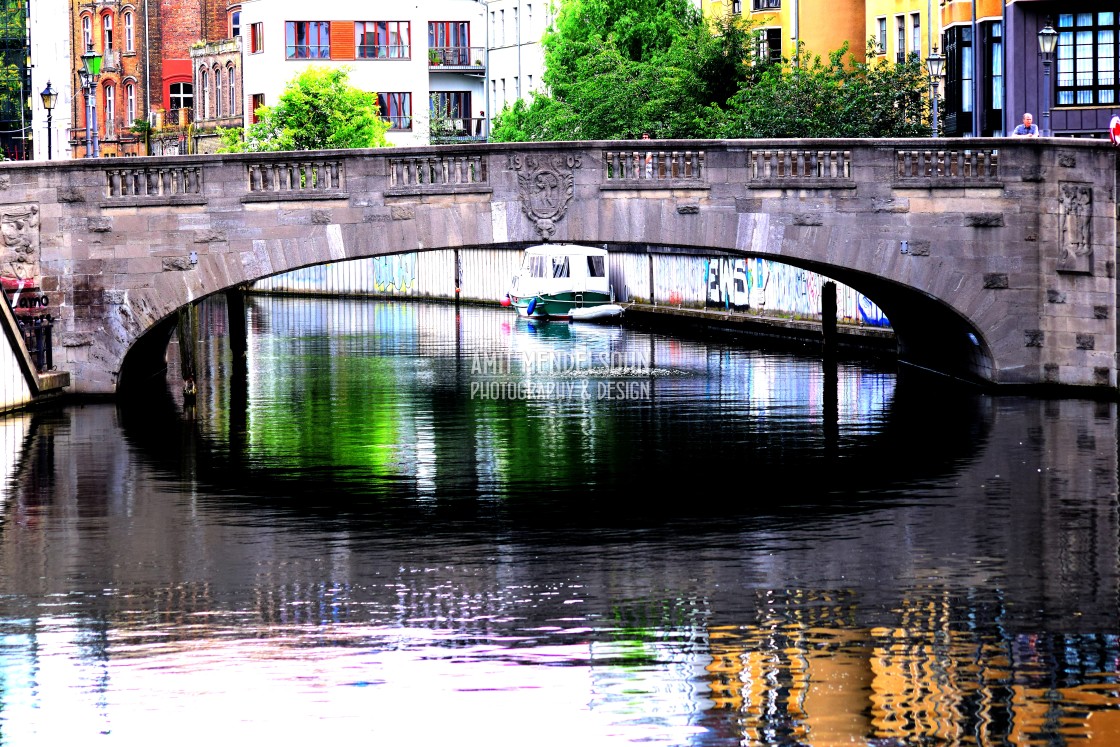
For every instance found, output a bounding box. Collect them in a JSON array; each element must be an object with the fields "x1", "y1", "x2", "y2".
[
  {"x1": 39, "y1": 81, "x2": 56, "y2": 160},
  {"x1": 77, "y1": 42, "x2": 102, "y2": 158},
  {"x1": 926, "y1": 45, "x2": 945, "y2": 138},
  {"x1": 1038, "y1": 19, "x2": 1058, "y2": 137}
]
